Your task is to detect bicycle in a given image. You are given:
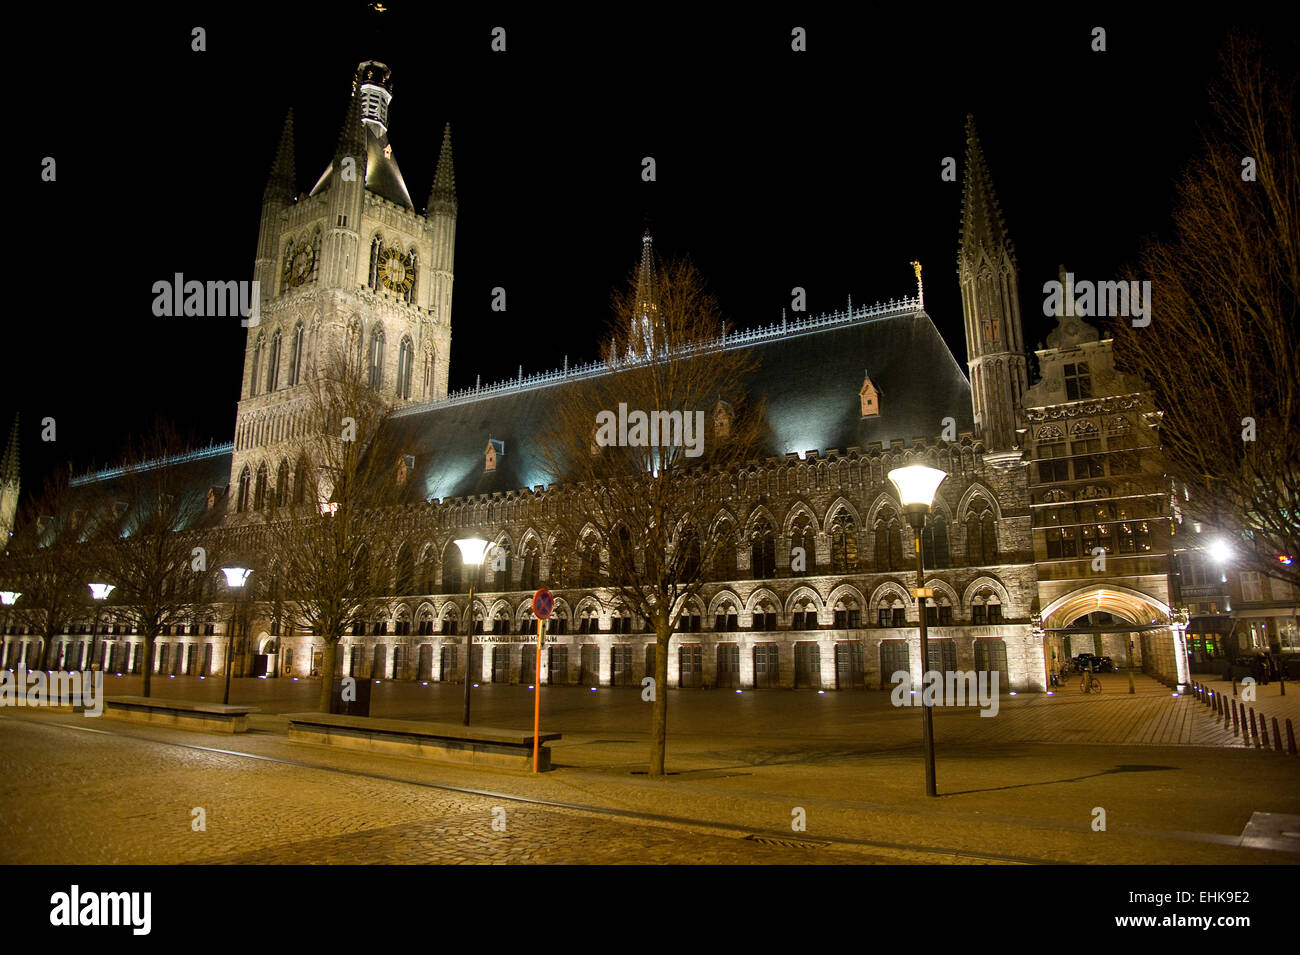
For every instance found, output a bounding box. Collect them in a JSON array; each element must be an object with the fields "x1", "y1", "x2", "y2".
[{"x1": 1080, "y1": 672, "x2": 1102, "y2": 694}]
